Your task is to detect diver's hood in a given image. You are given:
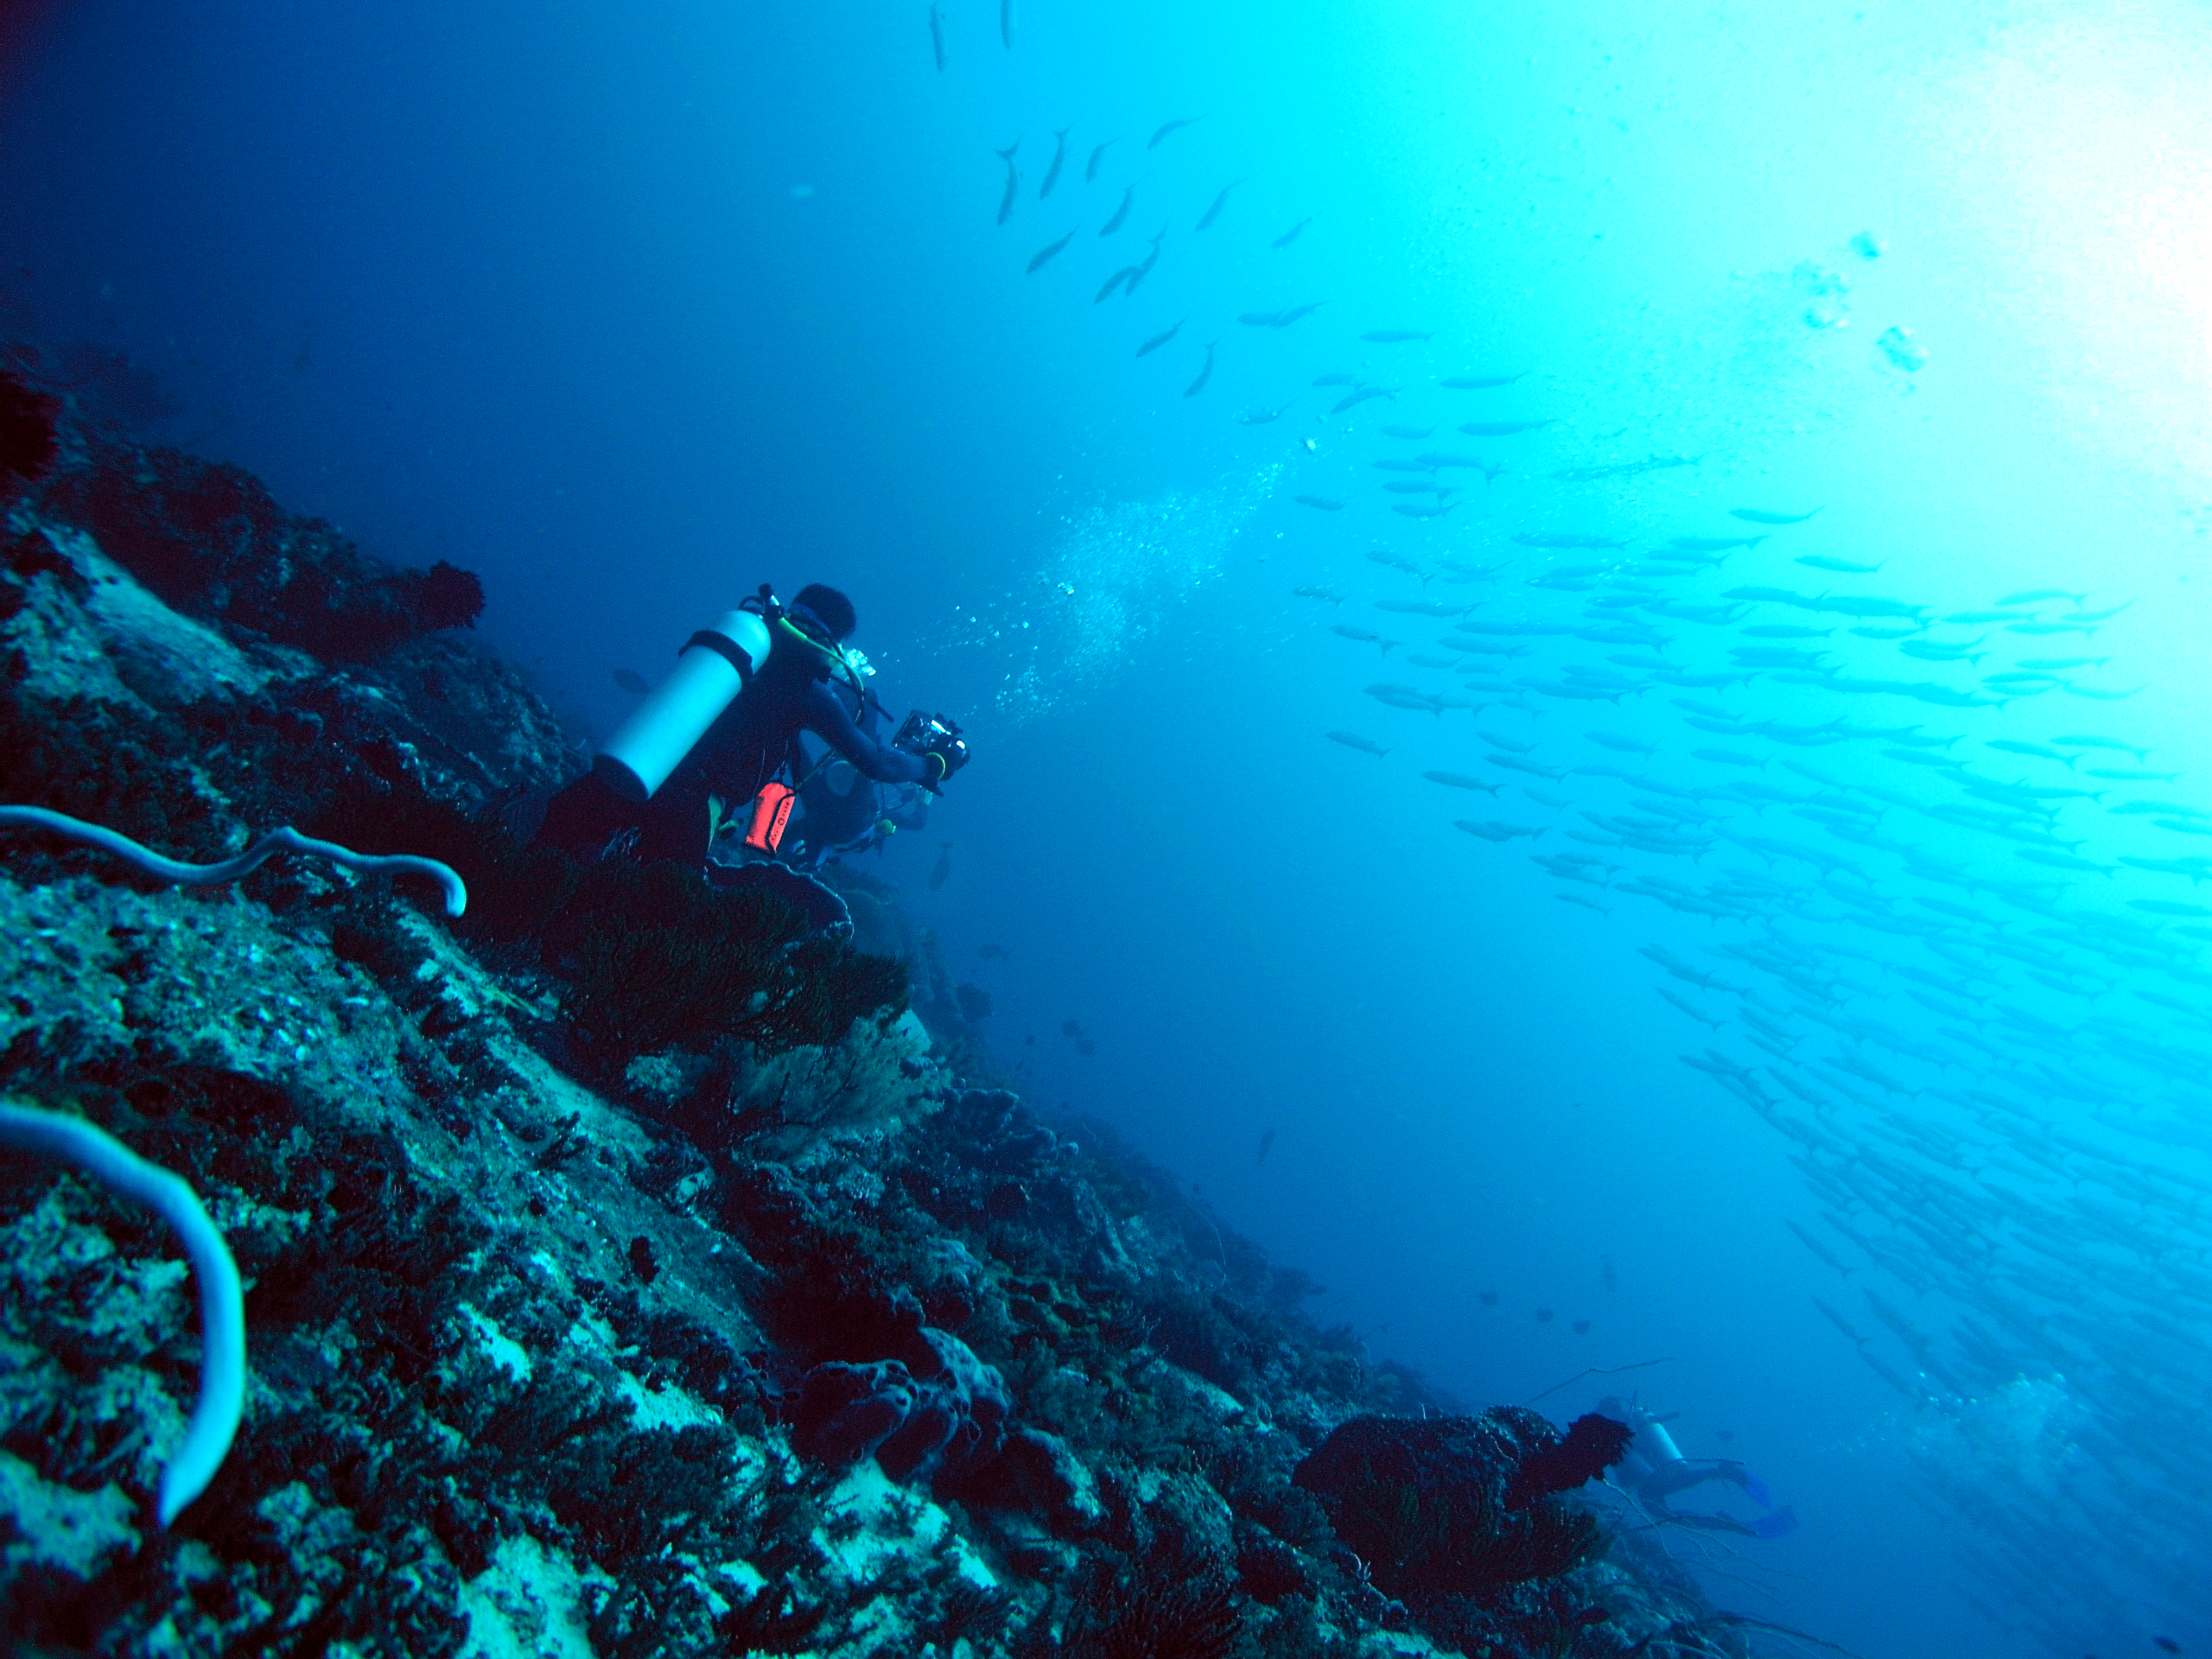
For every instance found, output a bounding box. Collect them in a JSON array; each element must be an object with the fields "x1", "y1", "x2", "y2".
[{"x1": 785, "y1": 601, "x2": 842, "y2": 645}]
